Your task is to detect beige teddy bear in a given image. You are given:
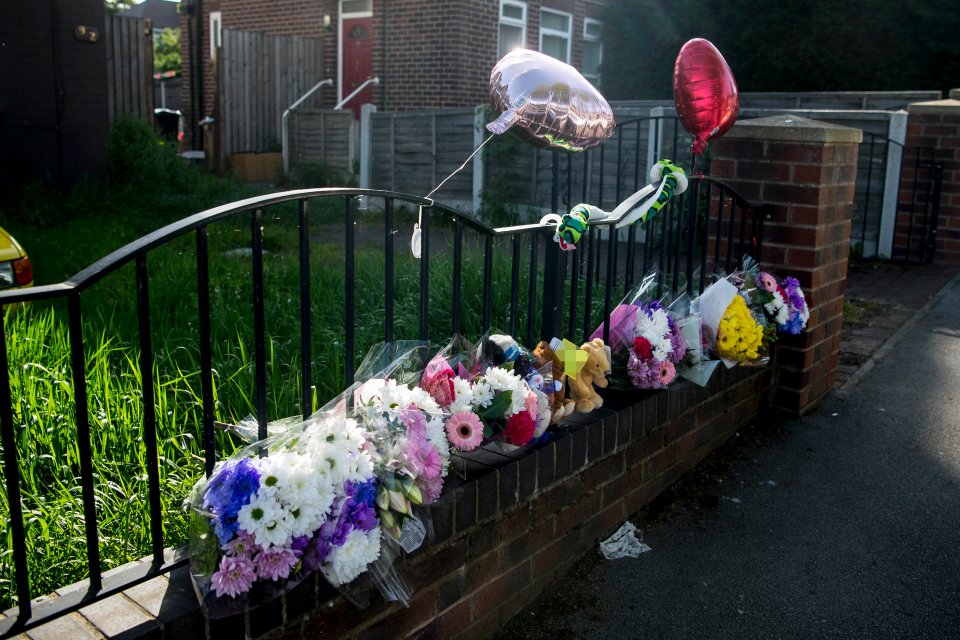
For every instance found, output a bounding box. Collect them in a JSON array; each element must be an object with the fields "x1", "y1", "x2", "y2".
[{"x1": 567, "y1": 338, "x2": 611, "y2": 413}]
